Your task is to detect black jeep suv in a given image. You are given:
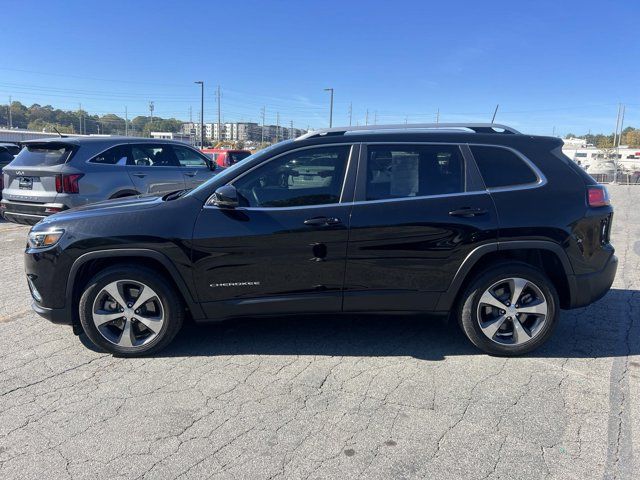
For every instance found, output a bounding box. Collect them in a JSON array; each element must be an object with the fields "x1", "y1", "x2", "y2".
[{"x1": 25, "y1": 124, "x2": 617, "y2": 357}]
